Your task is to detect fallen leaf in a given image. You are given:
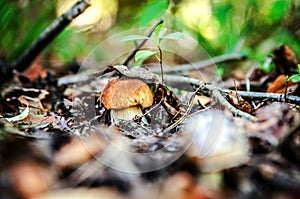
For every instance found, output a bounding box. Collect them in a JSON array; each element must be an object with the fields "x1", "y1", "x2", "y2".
[
  {"x1": 267, "y1": 74, "x2": 298, "y2": 93},
  {"x1": 273, "y1": 45, "x2": 298, "y2": 75},
  {"x1": 18, "y1": 95, "x2": 46, "y2": 113},
  {"x1": 5, "y1": 106, "x2": 29, "y2": 123},
  {"x1": 22, "y1": 114, "x2": 57, "y2": 125},
  {"x1": 228, "y1": 91, "x2": 254, "y2": 114},
  {"x1": 34, "y1": 188, "x2": 126, "y2": 199},
  {"x1": 11, "y1": 161, "x2": 51, "y2": 199},
  {"x1": 19, "y1": 58, "x2": 48, "y2": 81},
  {"x1": 53, "y1": 135, "x2": 106, "y2": 168}
]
